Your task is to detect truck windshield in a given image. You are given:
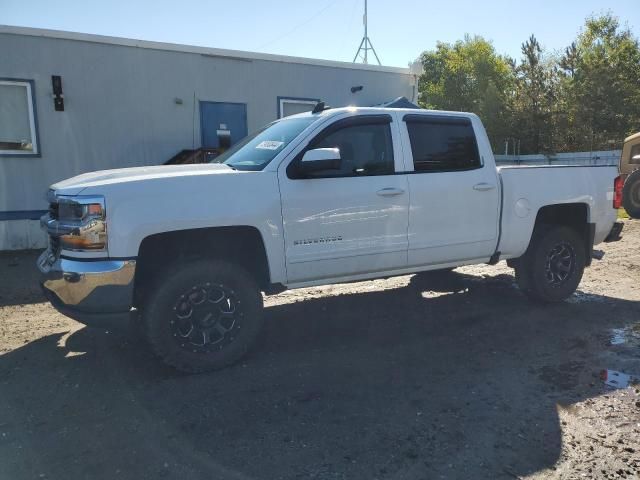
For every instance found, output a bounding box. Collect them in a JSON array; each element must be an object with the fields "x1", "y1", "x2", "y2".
[{"x1": 214, "y1": 116, "x2": 318, "y2": 171}]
